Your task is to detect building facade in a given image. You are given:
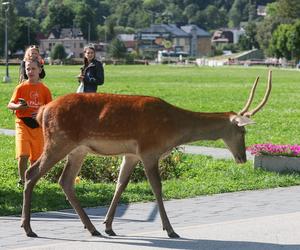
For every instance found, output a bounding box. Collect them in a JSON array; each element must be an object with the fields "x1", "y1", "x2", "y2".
[
  {"x1": 39, "y1": 28, "x2": 86, "y2": 58},
  {"x1": 136, "y1": 24, "x2": 211, "y2": 58}
]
